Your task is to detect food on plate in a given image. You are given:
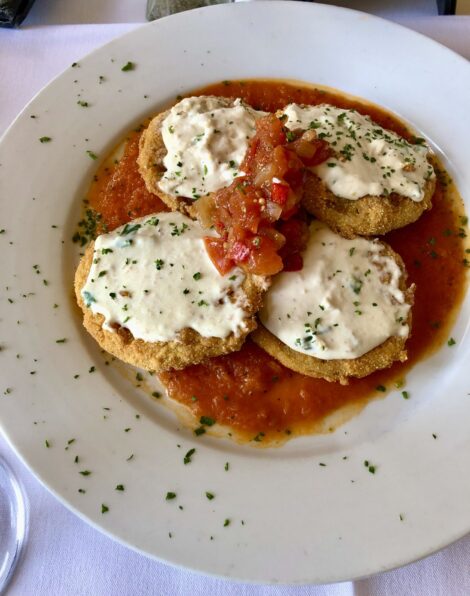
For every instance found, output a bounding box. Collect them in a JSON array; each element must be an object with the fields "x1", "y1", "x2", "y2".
[
  {"x1": 74, "y1": 212, "x2": 267, "y2": 371},
  {"x1": 195, "y1": 112, "x2": 330, "y2": 276},
  {"x1": 137, "y1": 96, "x2": 264, "y2": 216},
  {"x1": 251, "y1": 221, "x2": 414, "y2": 384},
  {"x1": 75, "y1": 79, "x2": 467, "y2": 443},
  {"x1": 281, "y1": 104, "x2": 435, "y2": 237}
]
